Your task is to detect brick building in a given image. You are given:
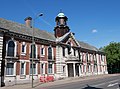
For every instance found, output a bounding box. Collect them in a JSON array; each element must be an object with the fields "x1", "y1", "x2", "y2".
[{"x1": 0, "y1": 12, "x2": 108, "y2": 86}]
